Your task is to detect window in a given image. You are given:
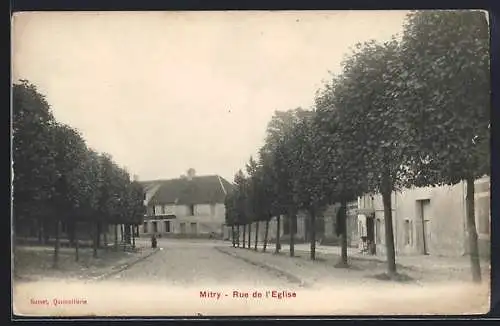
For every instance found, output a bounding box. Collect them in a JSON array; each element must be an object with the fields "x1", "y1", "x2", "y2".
[
  {"x1": 475, "y1": 180, "x2": 490, "y2": 193},
  {"x1": 375, "y1": 218, "x2": 382, "y2": 244},
  {"x1": 143, "y1": 222, "x2": 148, "y2": 233},
  {"x1": 474, "y1": 178, "x2": 490, "y2": 238},
  {"x1": 191, "y1": 222, "x2": 197, "y2": 234},
  {"x1": 180, "y1": 223, "x2": 186, "y2": 234},
  {"x1": 152, "y1": 221, "x2": 158, "y2": 233},
  {"x1": 358, "y1": 220, "x2": 366, "y2": 237},
  {"x1": 476, "y1": 195, "x2": 490, "y2": 236},
  {"x1": 164, "y1": 205, "x2": 174, "y2": 215},
  {"x1": 188, "y1": 204, "x2": 195, "y2": 216},
  {"x1": 164, "y1": 221, "x2": 171, "y2": 233},
  {"x1": 152, "y1": 206, "x2": 156, "y2": 216},
  {"x1": 404, "y1": 219, "x2": 413, "y2": 246},
  {"x1": 154, "y1": 205, "x2": 163, "y2": 216}
]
